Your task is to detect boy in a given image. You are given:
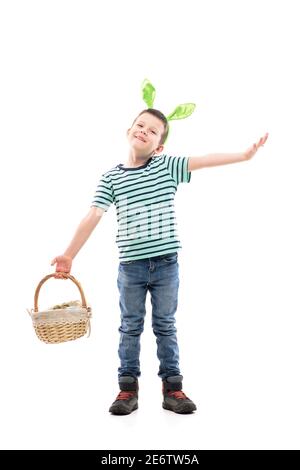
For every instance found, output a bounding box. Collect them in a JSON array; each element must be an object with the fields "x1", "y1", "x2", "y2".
[{"x1": 51, "y1": 108, "x2": 268, "y2": 415}]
